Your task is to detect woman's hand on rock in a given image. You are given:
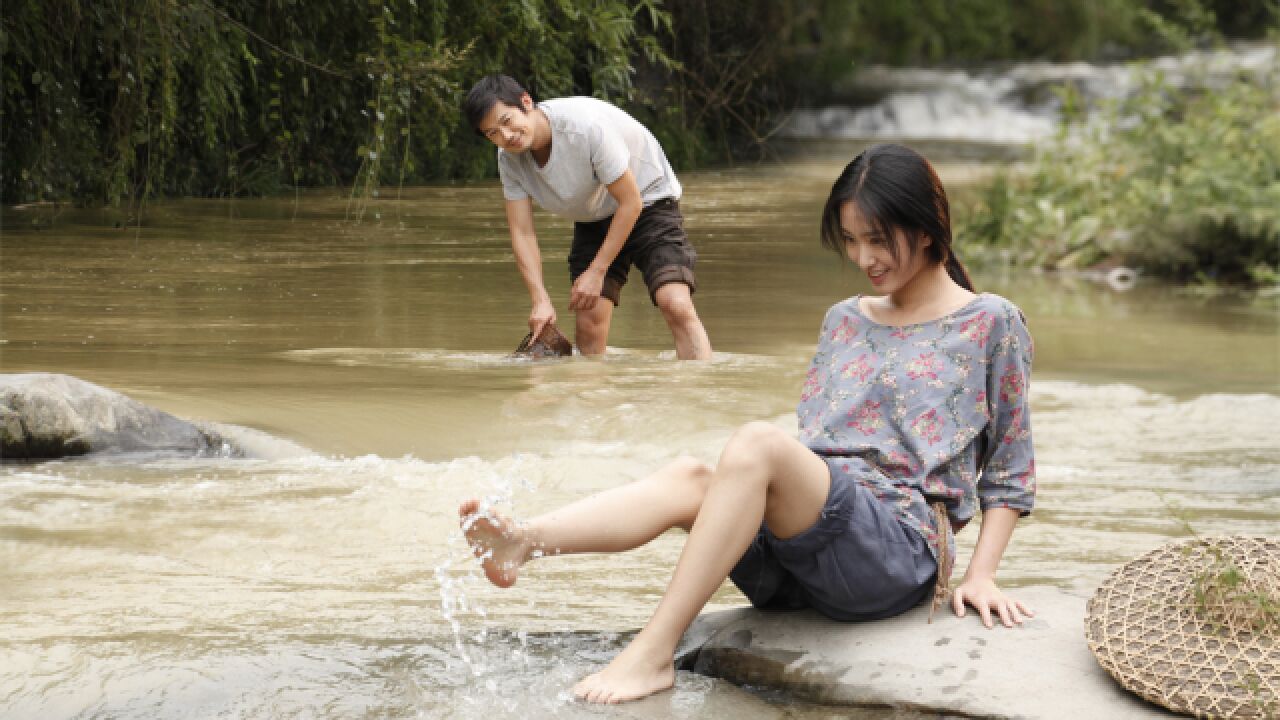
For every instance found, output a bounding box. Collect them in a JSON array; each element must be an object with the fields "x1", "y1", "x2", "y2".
[{"x1": 951, "y1": 575, "x2": 1034, "y2": 629}]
